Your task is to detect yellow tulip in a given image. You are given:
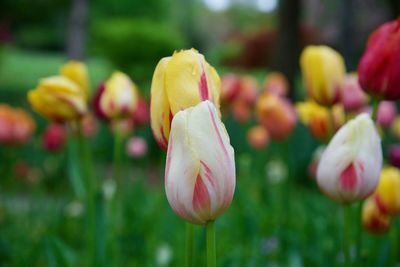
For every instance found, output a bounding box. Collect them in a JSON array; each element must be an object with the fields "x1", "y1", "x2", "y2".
[
  {"x1": 362, "y1": 197, "x2": 391, "y2": 234},
  {"x1": 300, "y1": 46, "x2": 345, "y2": 106},
  {"x1": 150, "y1": 49, "x2": 221, "y2": 150},
  {"x1": 374, "y1": 166, "x2": 400, "y2": 216},
  {"x1": 98, "y1": 71, "x2": 139, "y2": 120},
  {"x1": 28, "y1": 61, "x2": 89, "y2": 122},
  {"x1": 60, "y1": 61, "x2": 90, "y2": 98}
]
